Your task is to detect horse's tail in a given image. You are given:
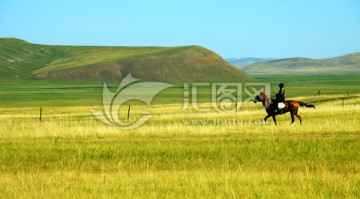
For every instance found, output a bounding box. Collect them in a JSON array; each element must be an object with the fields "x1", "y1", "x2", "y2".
[{"x1": 297, "y1": 101, "x2": 315, "y2": 109}]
